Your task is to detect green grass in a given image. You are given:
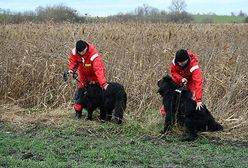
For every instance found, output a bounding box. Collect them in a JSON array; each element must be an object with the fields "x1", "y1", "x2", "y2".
[
  {"x1": 193, "y1": 14, "x2": 246, "y2": 23},
  {"x1": 0, "y1": 119, "x2": 248, "y2": 168}
]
